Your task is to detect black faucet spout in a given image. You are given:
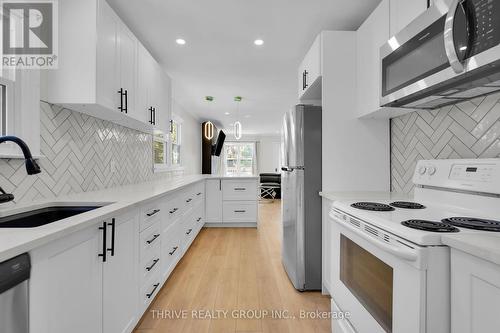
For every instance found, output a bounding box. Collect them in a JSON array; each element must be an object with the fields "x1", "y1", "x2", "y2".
[{"x1": 0, "y1": 136, "x2": 41, "y2": 175}]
